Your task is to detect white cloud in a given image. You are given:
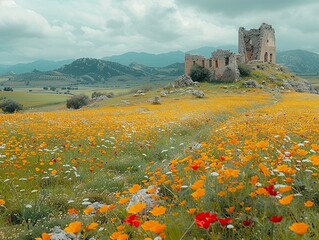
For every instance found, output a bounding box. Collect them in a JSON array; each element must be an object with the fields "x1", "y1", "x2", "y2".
[{"x1": 0, "y1": 0, "x2": 319, "y2": 64}]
